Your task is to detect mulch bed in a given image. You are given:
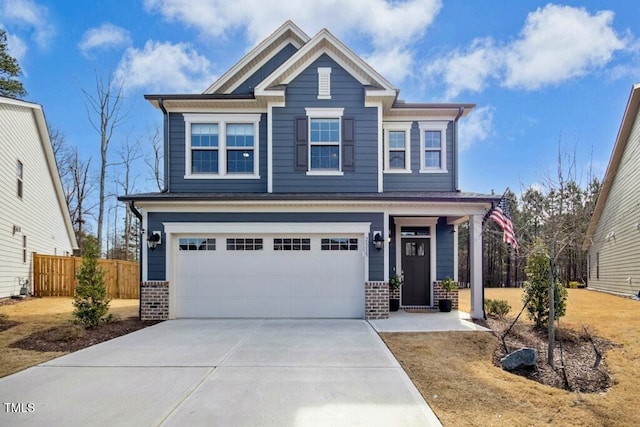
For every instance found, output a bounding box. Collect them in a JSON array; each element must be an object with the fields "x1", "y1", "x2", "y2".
[
  {"x1": 482, "y1": 316, "x2": 617, "y2": 393},
  {"x1": 11, "y1": 318, "x2": 162, "y2": 353}
]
